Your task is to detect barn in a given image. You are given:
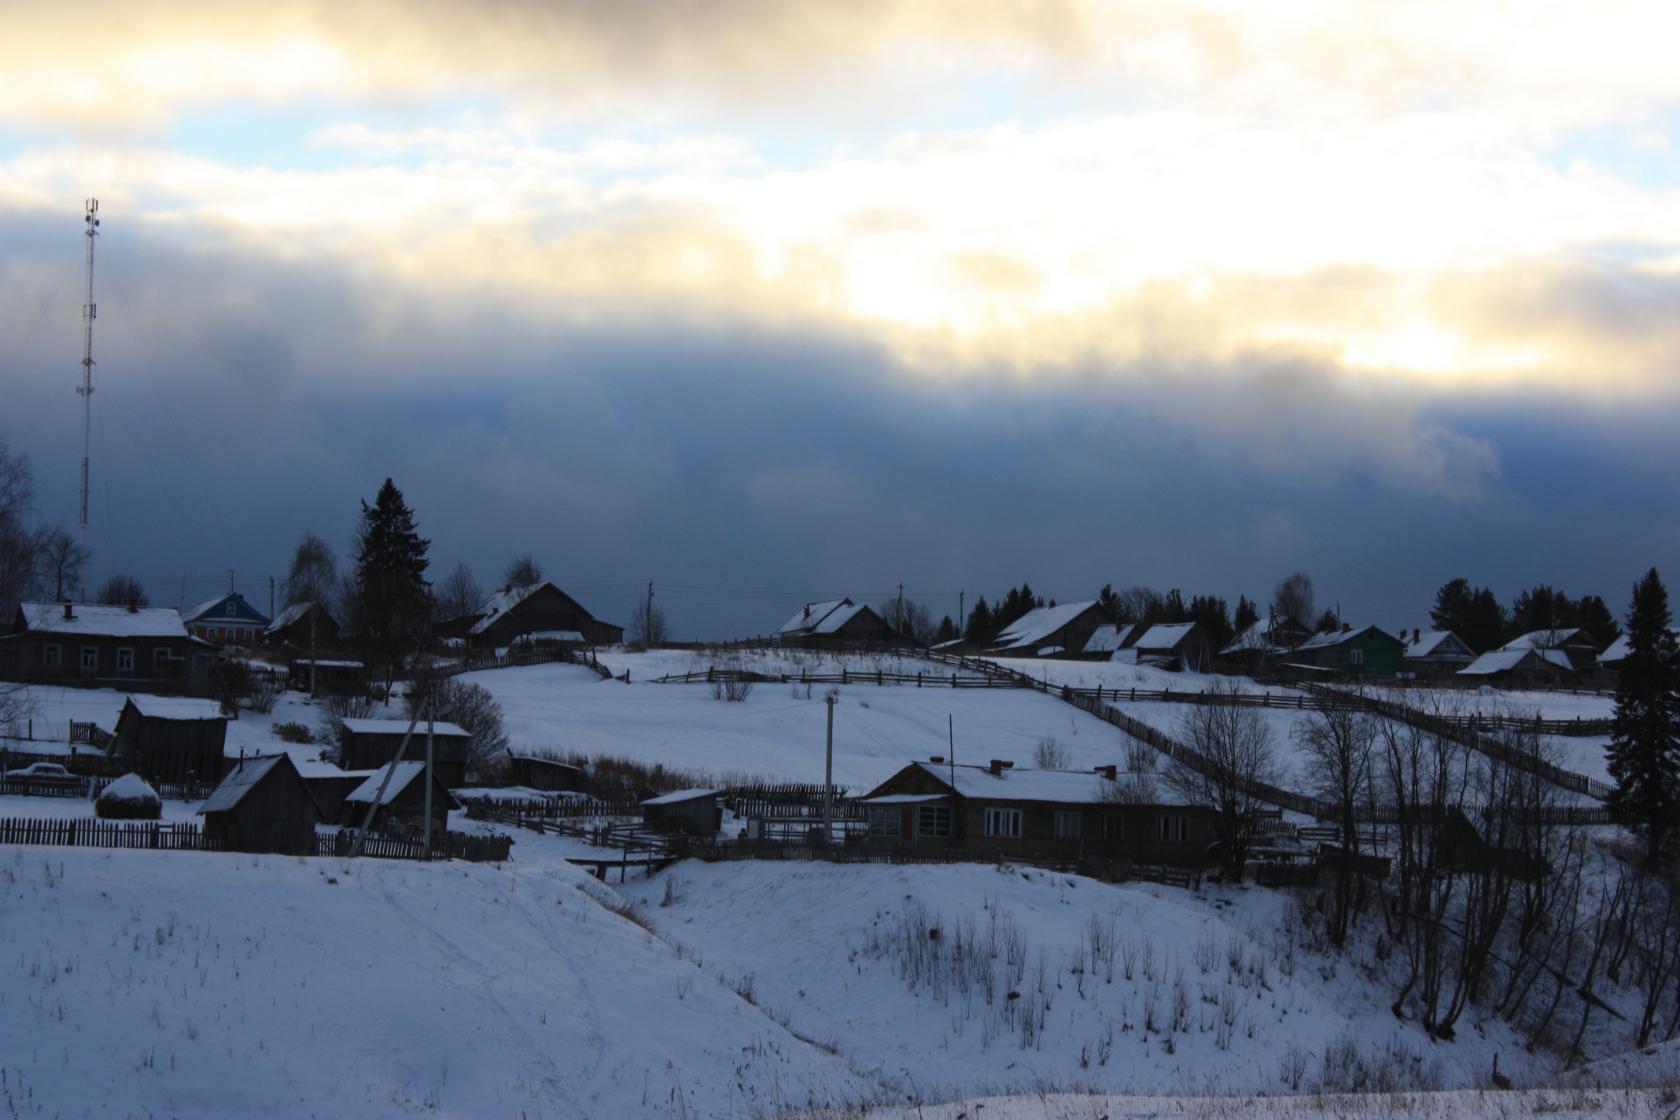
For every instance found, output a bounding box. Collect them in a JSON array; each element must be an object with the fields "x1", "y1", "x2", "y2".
[
  {"x1": 859, "y1": 759, "x2": 1216, "y2": 868},
  {"x1": 990, "y1": 601, "x2": 1109, "y2": 659},
  {"x1": 265, "y1": 601, "x2": 341, "y2": 651},
  {"x1": 339, "y1": 717, "x2": 471, "y2": 787},
  {"x1": 296, "y1": 760, "x2": 374, "y2": 820},
  {"x1": 340, "y1": 761, "x2": 456, "y2": 836},
  {"x1": 776, "y1": 598, "x2": 895, "y2": 647},
  {"x1": 1125, "y1": 622, "x2": 1214, "y2": 672},
  {"x1": 198, "y1": 754, "x2": 323, "y2": 854},
  {"x1": 1458, "y1": 647, "x2": 1574, "y2": 689},
  {"x1": 451, "y1": 581, "x2": 624, "y2": 650},
  {"x1": 508, "y1": 754, "x2": 585, "y2": 793},
  {"x1": 640, "y1": 788, "x2": 721, "y2": 835},
  {"x1": 111, "y1": 695, "x2": 229, "y2": 785}
]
